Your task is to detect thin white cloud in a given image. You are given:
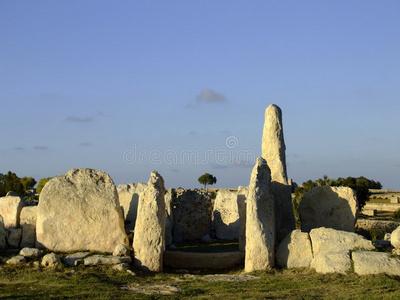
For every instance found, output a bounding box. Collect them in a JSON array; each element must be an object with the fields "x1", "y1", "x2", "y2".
[
  {"x1": 34, "y1": 146, "x2": 49, "y2": 150},
  {"x1": 196, "y1": 88, "x2": 227, "y2": 103},
  {"x1": 80, "y1": 142, "x2": 92, "y2": 147},
  {"x1": 65, "y1": 116, "x2": 94, "y2": 123}
]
